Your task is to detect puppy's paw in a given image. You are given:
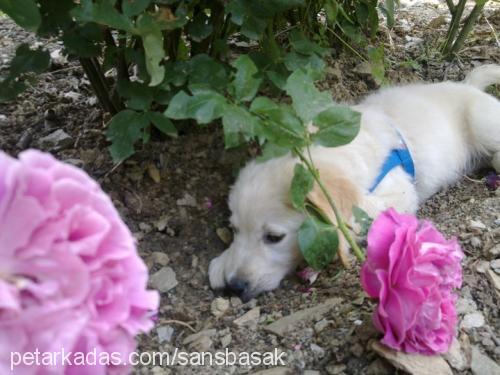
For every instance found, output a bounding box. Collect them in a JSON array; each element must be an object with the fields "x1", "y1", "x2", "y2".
[{"x1": 208, "y1": 255, "x2": 226, "y2": 290}]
